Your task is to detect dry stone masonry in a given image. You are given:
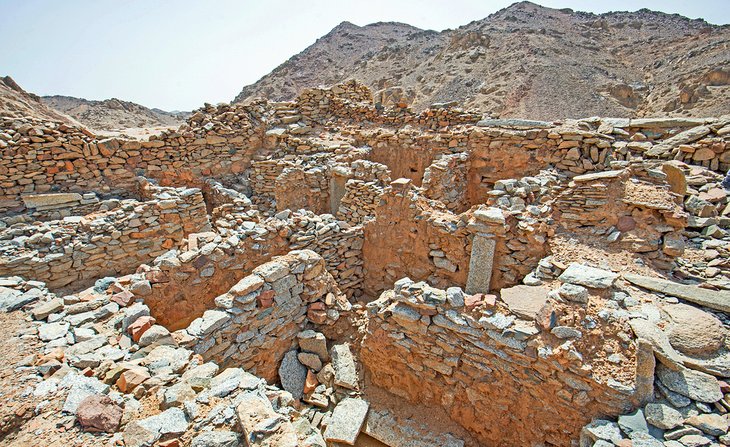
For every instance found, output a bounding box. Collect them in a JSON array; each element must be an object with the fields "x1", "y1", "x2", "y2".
[{"x1": 0, "y1": 80, "x2": 729, "y2": 447}]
